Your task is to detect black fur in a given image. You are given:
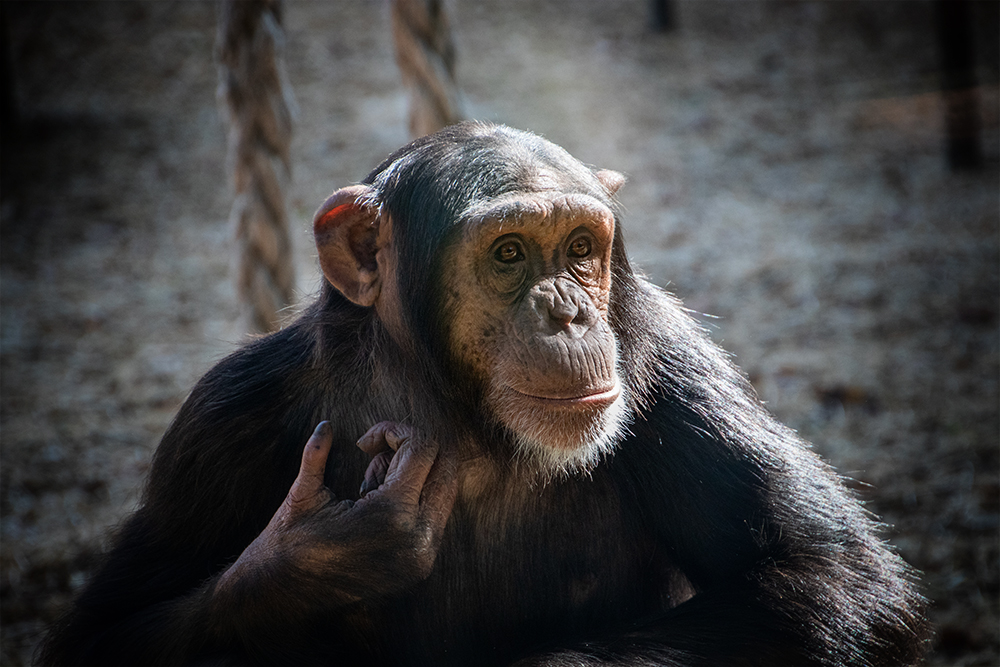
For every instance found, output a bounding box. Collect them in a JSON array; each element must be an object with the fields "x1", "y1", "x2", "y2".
[{"x1": 38, "y1": 122, "x2": 929, "y2": 666}]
